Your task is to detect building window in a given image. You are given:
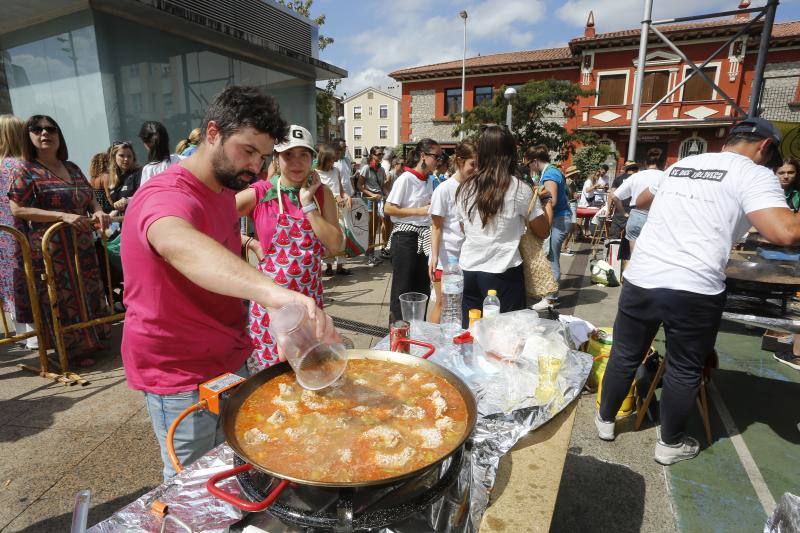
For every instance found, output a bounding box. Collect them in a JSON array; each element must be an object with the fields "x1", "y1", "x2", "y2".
[
  {"x1": 379, "y1": 126, "x2": 388, "y2": 139},
  {"x1": 474, "y1": 86, "x2": 493, "y2": 107},
  {"x1": 641, "y1": 71, "x2": 670, "y2": 104},
  {"x1": 679, "y1": 136, "x2": 707, "y2": 158},
  {"x1": 367, "y1": 92, "x2": 374, "y2": 99},
  {"x1": 353, "y1": 106, "x2": 362, "y2": 119},
  {"x1": 597, "y1": 74, "x2": 627, "y2": 106},
  {"x1": 379, "y1": 104, "x2": 388, "y2": 118},
  {"x1": 354, "y1": 146, "x2": 363, "y2": 158},
  {"x1": 369, "y1": 106, "x2": 373, "y2": 116},
  {"x1": 682, "y1": 67, "x2": 717, "y2": 101},
  {"x1": 444, "y1": 88, "x2": 462, "y2": 116},
  {"x1": 354, "y1": 126, "x2": 363, "y2": 140},
  {"x1": 129, "y1": 64, "x2": 140, "y2": 77}
]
